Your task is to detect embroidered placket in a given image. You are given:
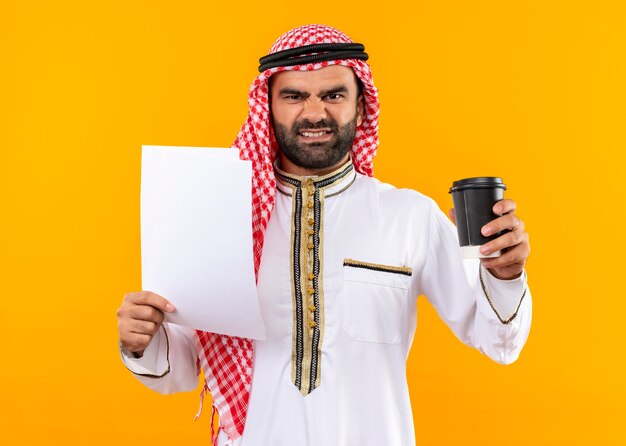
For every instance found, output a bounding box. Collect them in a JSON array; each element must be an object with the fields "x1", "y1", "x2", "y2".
[
  {"x1": 296, "y1": 178, "x2": 322, "y2": 395},
  {"x1": 278, "y1": 162, "x2": 354, "y2": 396}
]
